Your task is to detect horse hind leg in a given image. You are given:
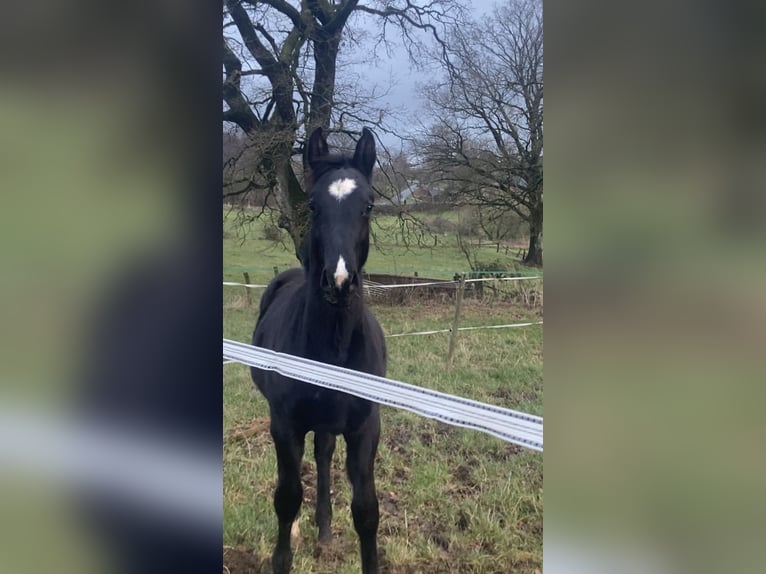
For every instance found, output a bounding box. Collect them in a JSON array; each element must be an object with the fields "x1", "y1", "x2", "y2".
[
  {"x1": 314, "y1": 431, "x2": 336, "y2": 545},
  {"x1": 270, "y1": 423, "x2": 305, "y2": 574},
  {"x1": 345, "y1": 416, "x2": 381, "y2": 574}
]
